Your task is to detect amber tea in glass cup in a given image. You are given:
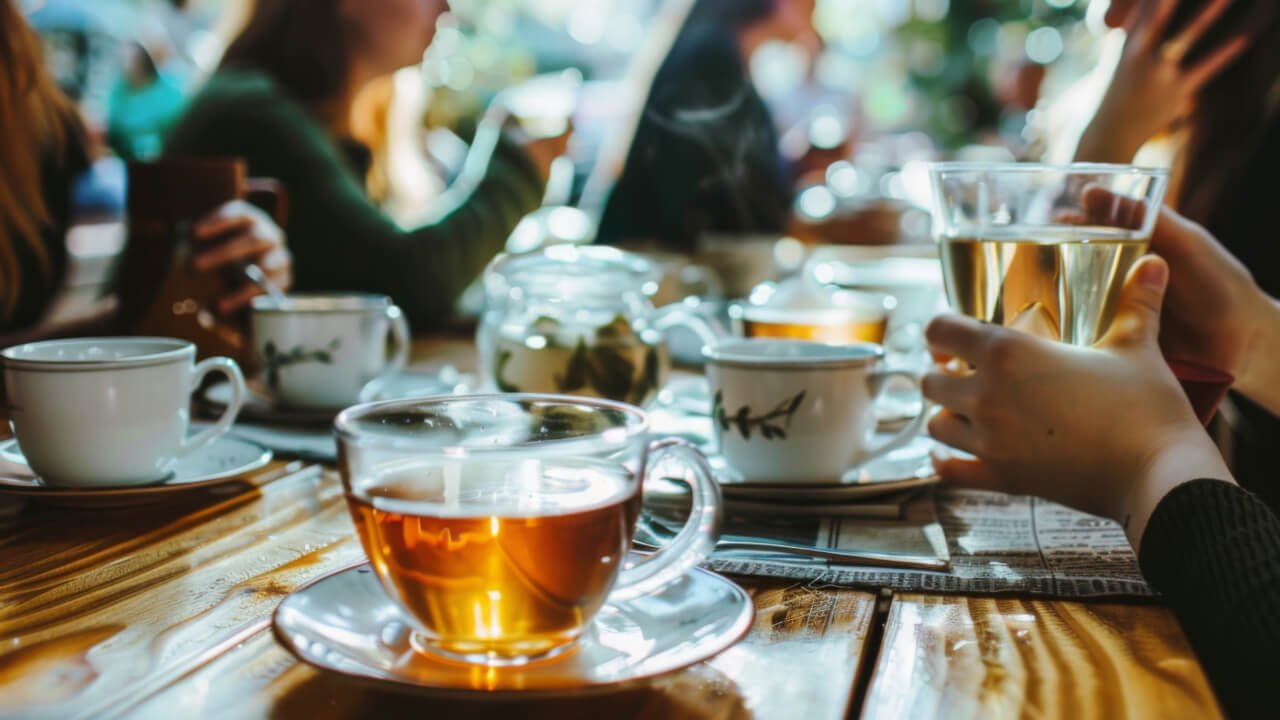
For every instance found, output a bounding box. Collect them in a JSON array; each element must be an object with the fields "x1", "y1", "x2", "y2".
[
  {"x1": 729, "y1": 292, "x2": 892, "y2": 345},
  {"x1": 335, "y1": 394, "x2": 721, "y2": 666}
]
